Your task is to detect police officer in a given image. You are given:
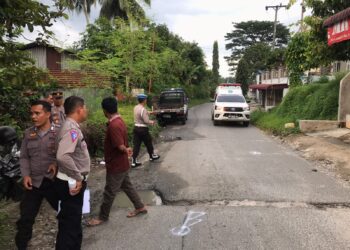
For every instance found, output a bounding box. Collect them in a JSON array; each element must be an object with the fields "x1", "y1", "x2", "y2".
[
  {"x1": 54, "y1": 96, "x2": 90, "y2": 250},
  {"x1": 51, "y1": 90, "x2": 66, "y2": 127},
  {"x1": 131, "y1": 94, "x2": 160, "y2": 168},
  {"x1": 15, "y1": 100, "x2": 59, "y2": 250}
]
